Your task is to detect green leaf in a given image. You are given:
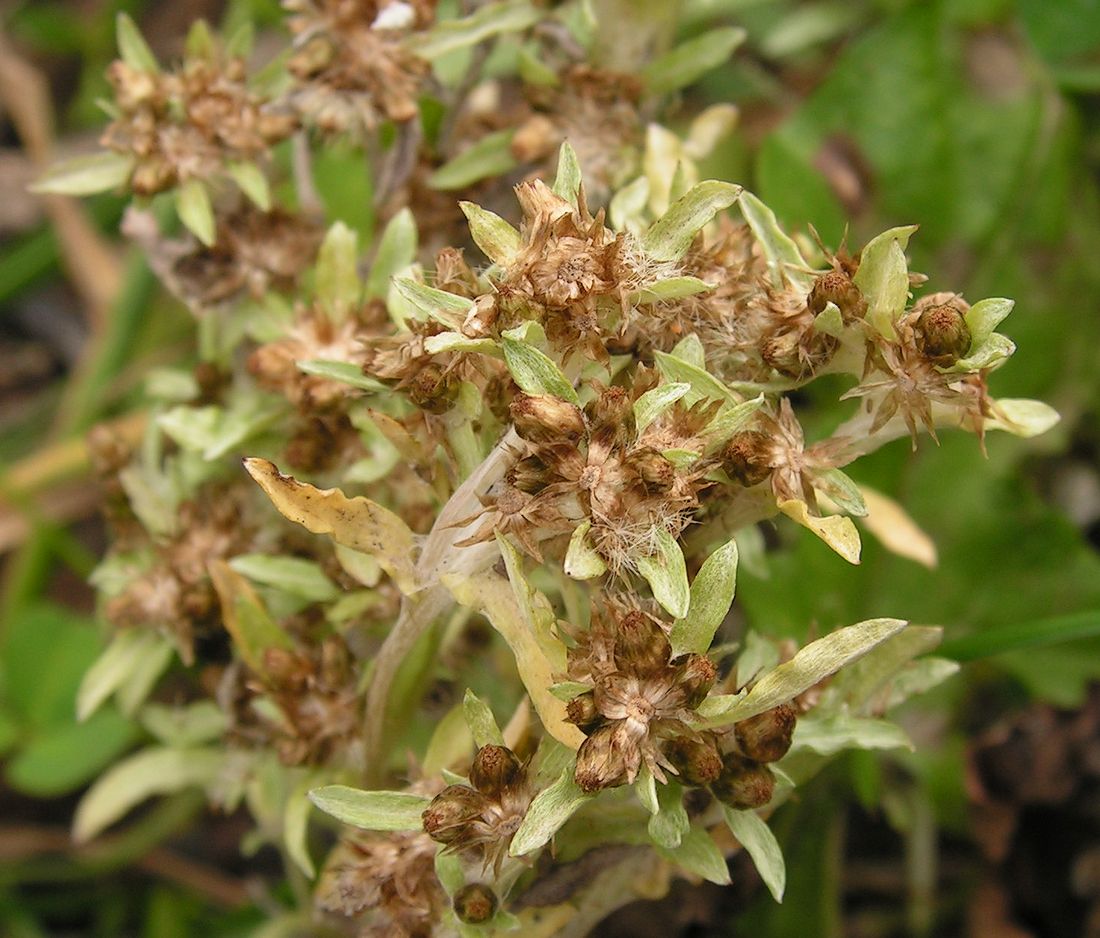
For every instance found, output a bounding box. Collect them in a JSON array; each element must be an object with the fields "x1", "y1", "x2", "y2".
[
  {"x1": 285, "y1": 775, "x2": 317, "y2": 878},
  {"x1": 827, "y1": 625, "x2": 943, "y2": 711},
  {"x1": 648, "y1": 781, "x2": 689, "y2": 849},
  {"x1": 631, "y1": 276, "x2": 714, "y2": 305},
  {"x1": 423, "y1": 331, "x2": 501, "y2": 356},
  {"x1": 227, "y1": 161, "x2": 271, "y2": 211},
  {"x1": 671, "y1": 333, "x2": 707, "y2": 369},
  {"x1": 316, "y1": 222, "x2": 361, "y2": 320},
  {"x1": 564, "y1": 520, "x2": 607, "y2": 580},
  {"x1": 139, "y1": 702, "x2": 228, "y2": 748},
  {"x1": 852, "y1": 225, "x2": 918, "y2": 338},
  {"x1": 73, "y1": 746, "x2": 224, "y2": 842},
  {"x1": 296, "y1": 359, "x2": 388, "y2": 392},
  {"x1": 509, "y1": 762, "x2": 592, "y2": 855},
  {"x1": 308, "y1": 786, "x2": 430, "y2": 831},
  {"x1": 77, "y1": 630, "x2": 168, "y2": 722},
  {"x1": 737, "y1": 191, "x2": 815, "y2": 291},
  {"x1": 176, "y1": 179, "x2": 216, "y2": 247},
  {"x1": 116, "y1": 12, "x2": 159, "y2": 72},
  {"x1": 657, "y1": 825, "x2": 731, "y2": 885},
  {"x1": 229, "y1": 554, "x2": 339, "y2": 603},
  {"x1": 721, "y1": 806, "x2": 785, "y2": 901},
  {"x1": 430, "y1": 130, "x2": 517, "y2": 190},
  {"x1": 653, "y1": 350, "x2": 737, "y2": 406},
  {"x1": 985, "y1": 398, "x2": 1060, "y2": 438},
  {"x1": 636, "y1": 527, "x2": 690, "y2": 619},
  {"x1": 502, "y1": 336, "x2": 578, "y2": 403},
  {"x1": 7, "y1": 708, "x2": 137, "y2": 798},
  {"x1": 964, "y1": 297, "x2": 1014, "y2": 350},
  {"x1": 700, "y1": 618, "x2": 908, "y2": 727},
  {"x1": 812, "y1": 468, "x2": 868, "y2": 517},
  {"x1": 938, "y1": 610, "x2": 1100, "y2": 662},
  {"x1": 459, "y1": 201, "x2": 522, "y2": 265},
  {"x1": 463, "y1": 688, "x2": 505, "y2": 747},
  {"x1": 670, "y1": 536, "x2": 738, "y2": 656},
  {"x1": 548, "y1": 681, "x2": 592, "y2": 701},
  {"x1": 633, "y1": 383, "x2": 691, "y2": 433},
  {"x1": 553, "y1": 141, "x2": 582, "y2": 204},
  {"x1": 30, "y1": 151, "x2": 134, "y2": 196},
  {"x1": 642, "y1": 27, "x2": 746, "y2": 94},
  {"x1": 423, "y1": 703, "x2": 474, "y2": 777},
  {"x1": 951, "y1": 333, "x2": 1016, "y2": 372},
  {"x1": 635, "y1": 765, "x2": 659, "y2": 814},
  {"x1": 789, "y1": 713, "x2": 913, "y2": 757},
  {"x1": 366, "y1": 208, "x2": 417, "y2": 299},
  {"x1": 393, "y1": 278, "x2": 474, "y2": 329},
  {"x1": 185, "y1": 20, "x2": 216, "y2": 60},
  {"x1": 642, "y1": 181, "x2": 742, "y2": 262},
  {"x1": 703, "y1": 395, "x2": 766, "y2": 447},
  {"x1": 413, "y1": 0, "x2": 541, "y2": 59}
]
